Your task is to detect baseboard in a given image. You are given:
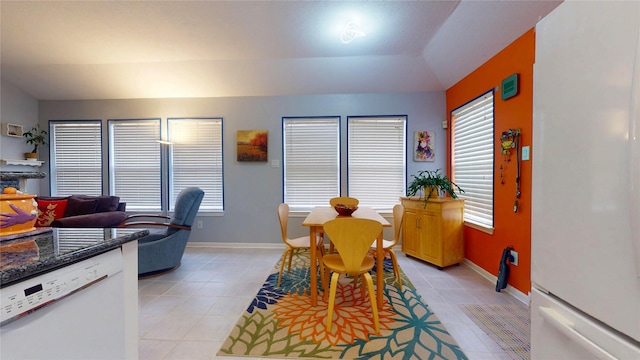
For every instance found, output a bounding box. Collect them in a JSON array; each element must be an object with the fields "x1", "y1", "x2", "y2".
[{"x1": 462, "y1": 259, "x2": 530, "y2": 305}]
